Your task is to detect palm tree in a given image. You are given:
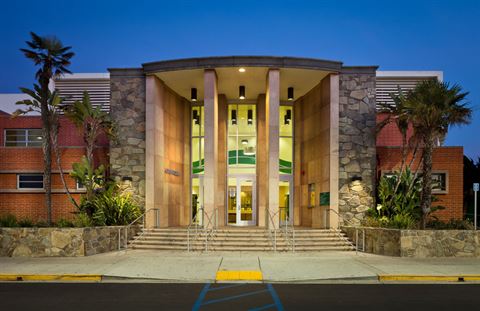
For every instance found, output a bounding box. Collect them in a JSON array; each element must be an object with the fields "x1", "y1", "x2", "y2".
[
  {"x1": 405, "y1": 79, "x2": 472, "y2": 228},
  {"x1": 15, "y1": 32, "x2": 74, "y2": 225},
  {"x1": 64, "y1": 91, "x2": 116, "y2": 168}
]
